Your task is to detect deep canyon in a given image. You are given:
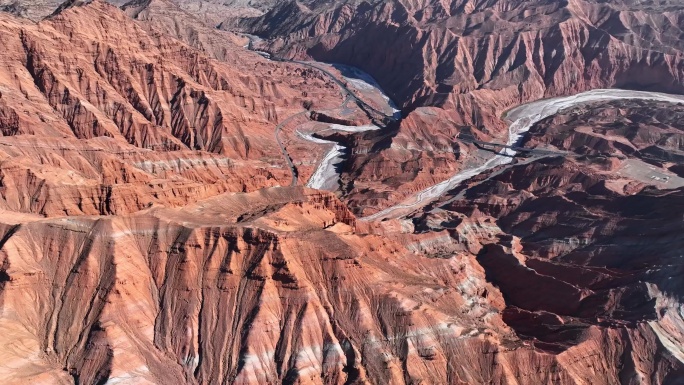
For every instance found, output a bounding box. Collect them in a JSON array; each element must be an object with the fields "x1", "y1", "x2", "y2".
[{"x1": 0, "y1": 0, "x2": 683, "y2": 384}]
